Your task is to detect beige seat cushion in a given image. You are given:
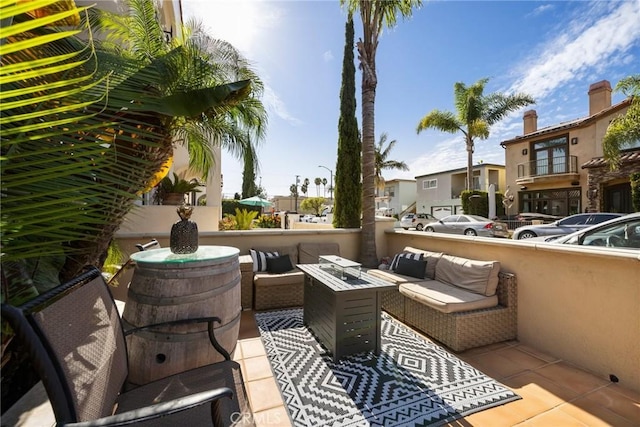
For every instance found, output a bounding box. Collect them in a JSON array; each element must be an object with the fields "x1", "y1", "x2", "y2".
[
  {"x1": 402, "y1": 246, "x2": 443, "y2": 280},
  {"x1": 298, "y1": 242, "x2": 340, "y2": 264},
  {"x1": 367, "y1": 268, "x2": 417, "y2": 284},
  {"x1": 435, "y1": 255, "x2": 500, "y2": 296},
  {"x1": 400, "y1": 280, "x2": 498, "y2": 313},
  {"x1": 254, "y1": 270, "x2": 305, "y2": 287}
]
